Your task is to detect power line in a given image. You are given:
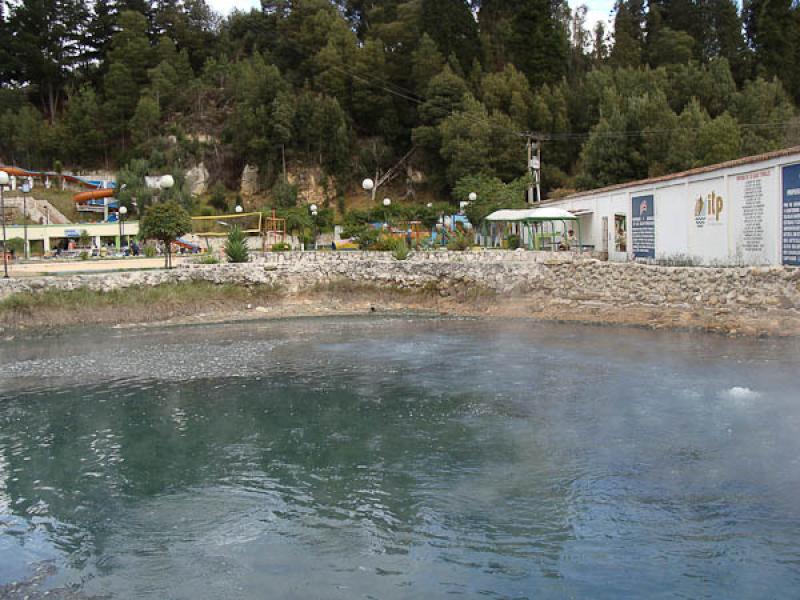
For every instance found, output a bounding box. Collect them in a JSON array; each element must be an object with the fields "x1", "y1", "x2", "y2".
[
  {"x1": 520, "y1": 121, "x2": 799, "y2": 142},
  {"x1": 326, "y1": 64, "x2": 425, "y2": 105}
]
